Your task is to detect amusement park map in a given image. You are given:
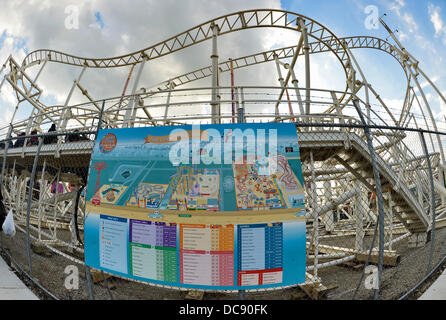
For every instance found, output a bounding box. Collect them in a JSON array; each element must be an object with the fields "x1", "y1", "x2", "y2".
[{"x1": 84, "y1": 123, "x2": 307, "y2": 290}]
